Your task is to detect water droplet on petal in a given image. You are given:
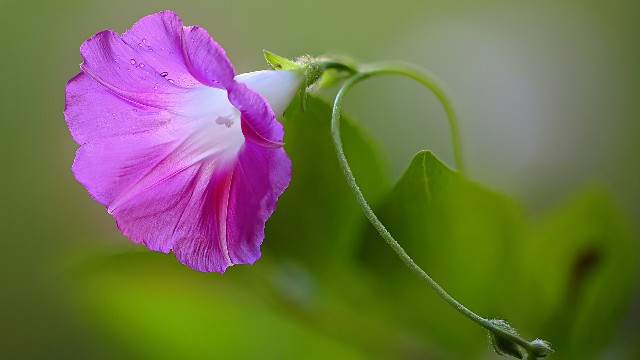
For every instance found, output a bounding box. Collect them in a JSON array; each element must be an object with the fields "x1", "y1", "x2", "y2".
[
  {"x1": 154, "y1": 84, "x2": 159, "y2": 90},
  {"x1": 130, "y1": 59, "x2": 136, "y2": 65},
  {"x1": 160, "y1": 72, "x2": 168, "y2": 77},
  {"x1": 168, "y1": 79, "x2": 175, "y2": 84},
  {"x1": 139, "y1": 63, "x2": 145, "y2": 68}
]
